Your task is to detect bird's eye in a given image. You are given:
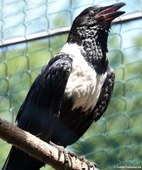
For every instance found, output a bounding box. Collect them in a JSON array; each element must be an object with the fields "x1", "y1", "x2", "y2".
[{"x1": 89, "y1": 10, "x2": 95, "y2": 16}]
